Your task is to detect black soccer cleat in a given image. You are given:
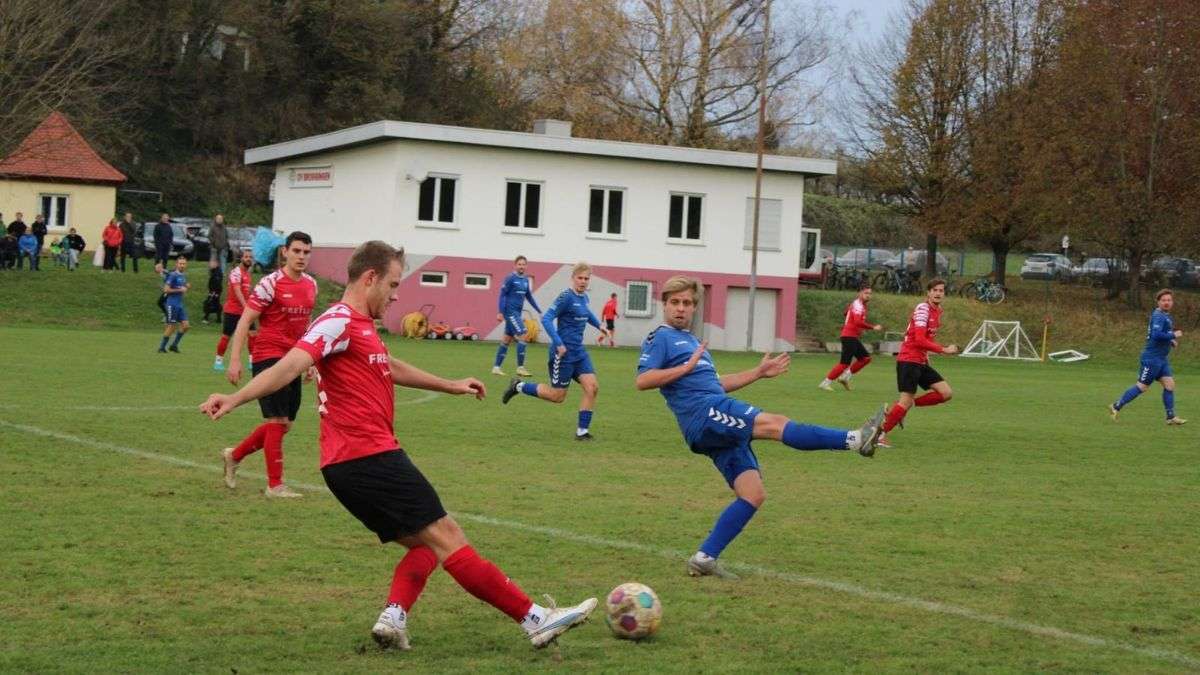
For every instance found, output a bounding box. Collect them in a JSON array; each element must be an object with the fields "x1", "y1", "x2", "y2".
[
  {"x1": 575, "y1": 432, "x2": 594, "y2": 441},
  {"x1": 502, "y1": 378, "x2": 521, "y2": 404},
  {"x1": 168, "y1": 345, "x2": 180, "y2": 353},
  {"x1": 157, "y1": 348, "x2": 167, "y2": 353}
]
